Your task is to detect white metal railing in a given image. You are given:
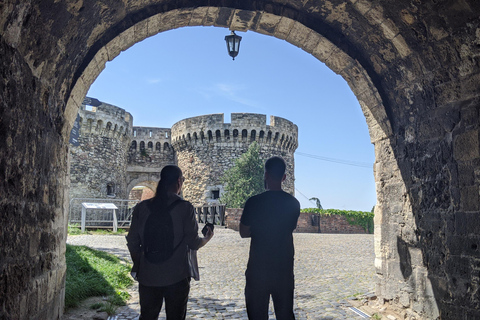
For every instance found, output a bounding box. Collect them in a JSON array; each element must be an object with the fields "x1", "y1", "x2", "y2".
[{"x1": 69, "y1": 198, "x2": 139, "y2": 231}]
